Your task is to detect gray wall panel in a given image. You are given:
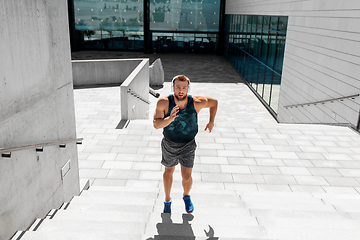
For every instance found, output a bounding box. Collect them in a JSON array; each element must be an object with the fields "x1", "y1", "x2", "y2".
[{"x1": 226, "y1": 0, "x2": 360, "y2": 127}]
